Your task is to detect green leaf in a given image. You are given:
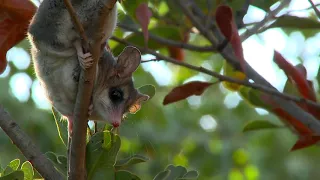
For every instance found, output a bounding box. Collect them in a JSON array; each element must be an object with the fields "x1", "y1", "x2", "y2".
[
  {"x1": 179, "y1": 170, "x2": 199, "y2": 180},
  {"x1": 45, "y1": 152, "x2": 67, "y2": 178},
  {"x1": 153, "y1": 165, "x2": 198, "y2": 180},
  {"x1": 153, "y1": 170, "x2": 170, "y2": 180},
  {"x1": 121, "y1": 0, "x2": 147, "y2": 20},
  {"x1": 222, "y1": 61, "x2": 246, "y2": 91},
  {"x1": 8, "y1": 159, "x2": 20, "y2": 171},
  {"x1": 270, "y1": 15, "x2": 320, "y2": 29},
  {"x1": 317, "y1": 70, "x2": 320, "y2": 94},
  {"x1": 239, "y1": 87, "x2": 272, "y2": 110},
  {"x1": 86, "y1": 131, "x2": 121, "y2": 180},
  {"x1": 115, "y1": 154, "x2": 149, "y2": 168},
  {"x1": 57, "y1": 156, "x2": 67, "y2": 169},
  {"x1": 138, "y1": 84, "x2": 156, "y2": 100},
  {"x1": 165, "y1": 165, "x2": 187, "y2": 179},
  {"x1": 243, "y1": 120, "x2": 282, "y2": 132},
  {"x1": 3, "y1": 159, "x2": 20, "y2": 175},
  {"x1": 52, "y1": 107, "x2": 68, "y2": 148},
  {"x1": 20, "y1": 161, "x2": 34, "y2": 180},
  {"x1": 283, "y1": 79, "x2": 300, "y2": 97},
  {"x1": 115, "y1": 170, "x2": 141, "y2": 180},
  {"x1": 2, "y1": 167, "x2": 13, "y2": 177},
  {"x1": 0, "y1": 171, "x2": 24, "y2": 180}
]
